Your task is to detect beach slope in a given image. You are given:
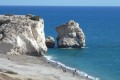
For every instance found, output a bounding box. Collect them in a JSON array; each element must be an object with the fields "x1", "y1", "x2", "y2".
[{"x1": 0, "y1": 54, "x2": 86, "y2": 80}]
